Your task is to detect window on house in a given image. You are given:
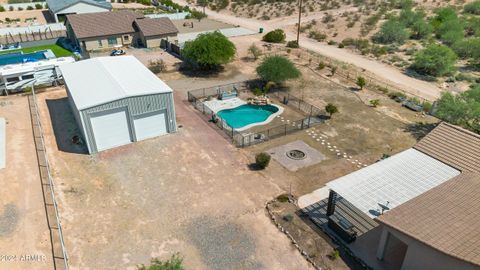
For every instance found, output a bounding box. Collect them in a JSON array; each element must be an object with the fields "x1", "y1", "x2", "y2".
[
  {"x1": 22, "y1": 74, "x2": 34, "y2": 80},
  {"x1": 107, "y1": 37, "x2": 118, "y2": 46},
  {"x1": 97, "y1": 40, "x2": 102, "y2": 48},
  {"x1": 123, "y1": 35, "x2": 129, "y2": 41}
]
